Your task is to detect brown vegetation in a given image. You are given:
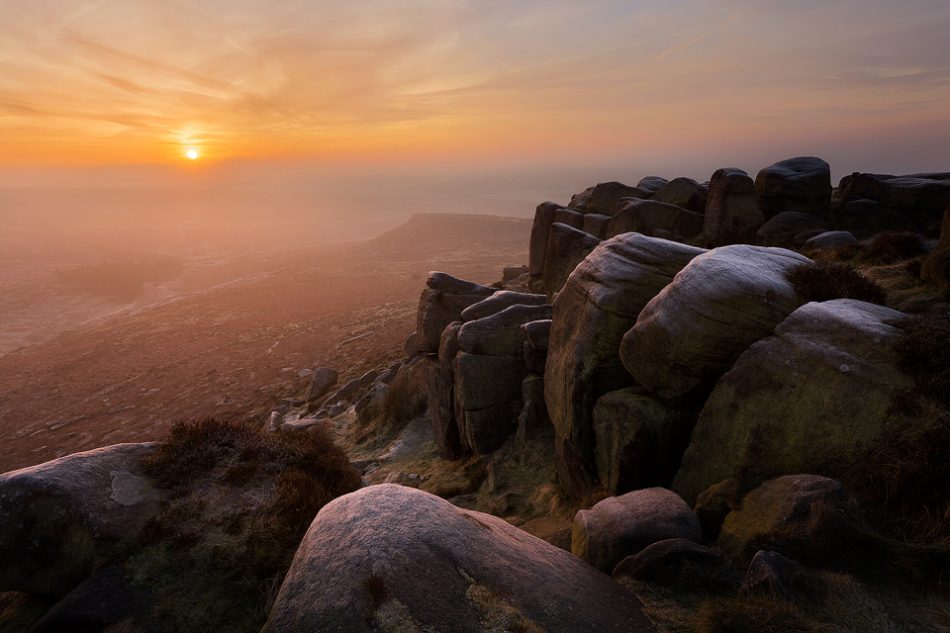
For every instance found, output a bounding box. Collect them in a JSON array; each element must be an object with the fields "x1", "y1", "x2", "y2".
[
  {"x1": 786, "y1": 262, "x2": 887, "y2": 305},
  {"x1": 130, "y1": 418, "x2": 361, "y2": 633}
]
